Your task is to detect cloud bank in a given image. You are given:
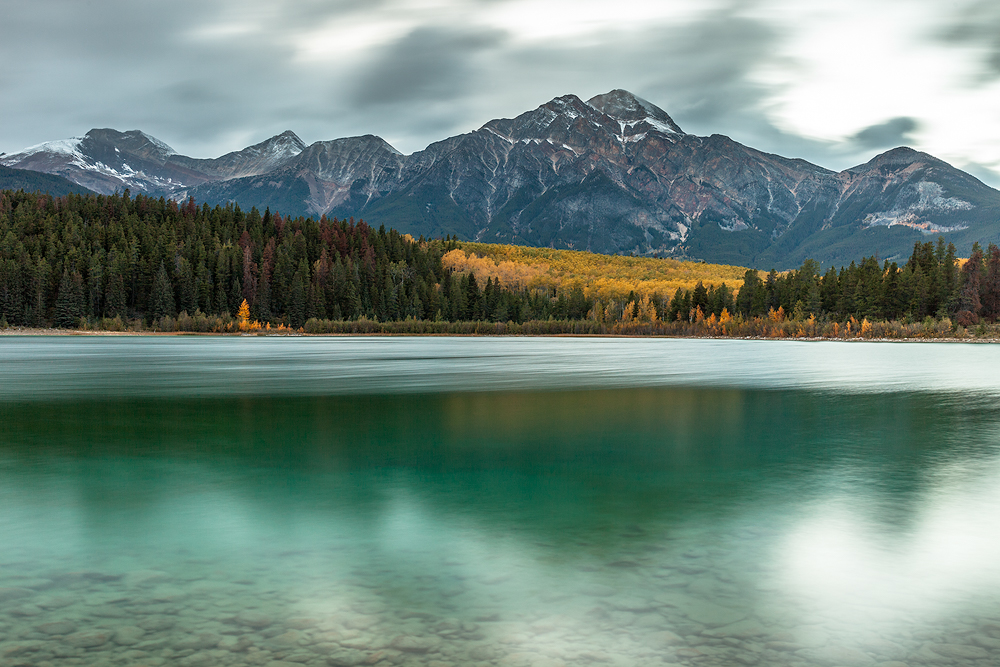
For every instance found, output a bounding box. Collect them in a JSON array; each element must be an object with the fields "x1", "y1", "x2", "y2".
[{"x1": 1, "y1": 0, "x2": 998, "y2": 185}]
